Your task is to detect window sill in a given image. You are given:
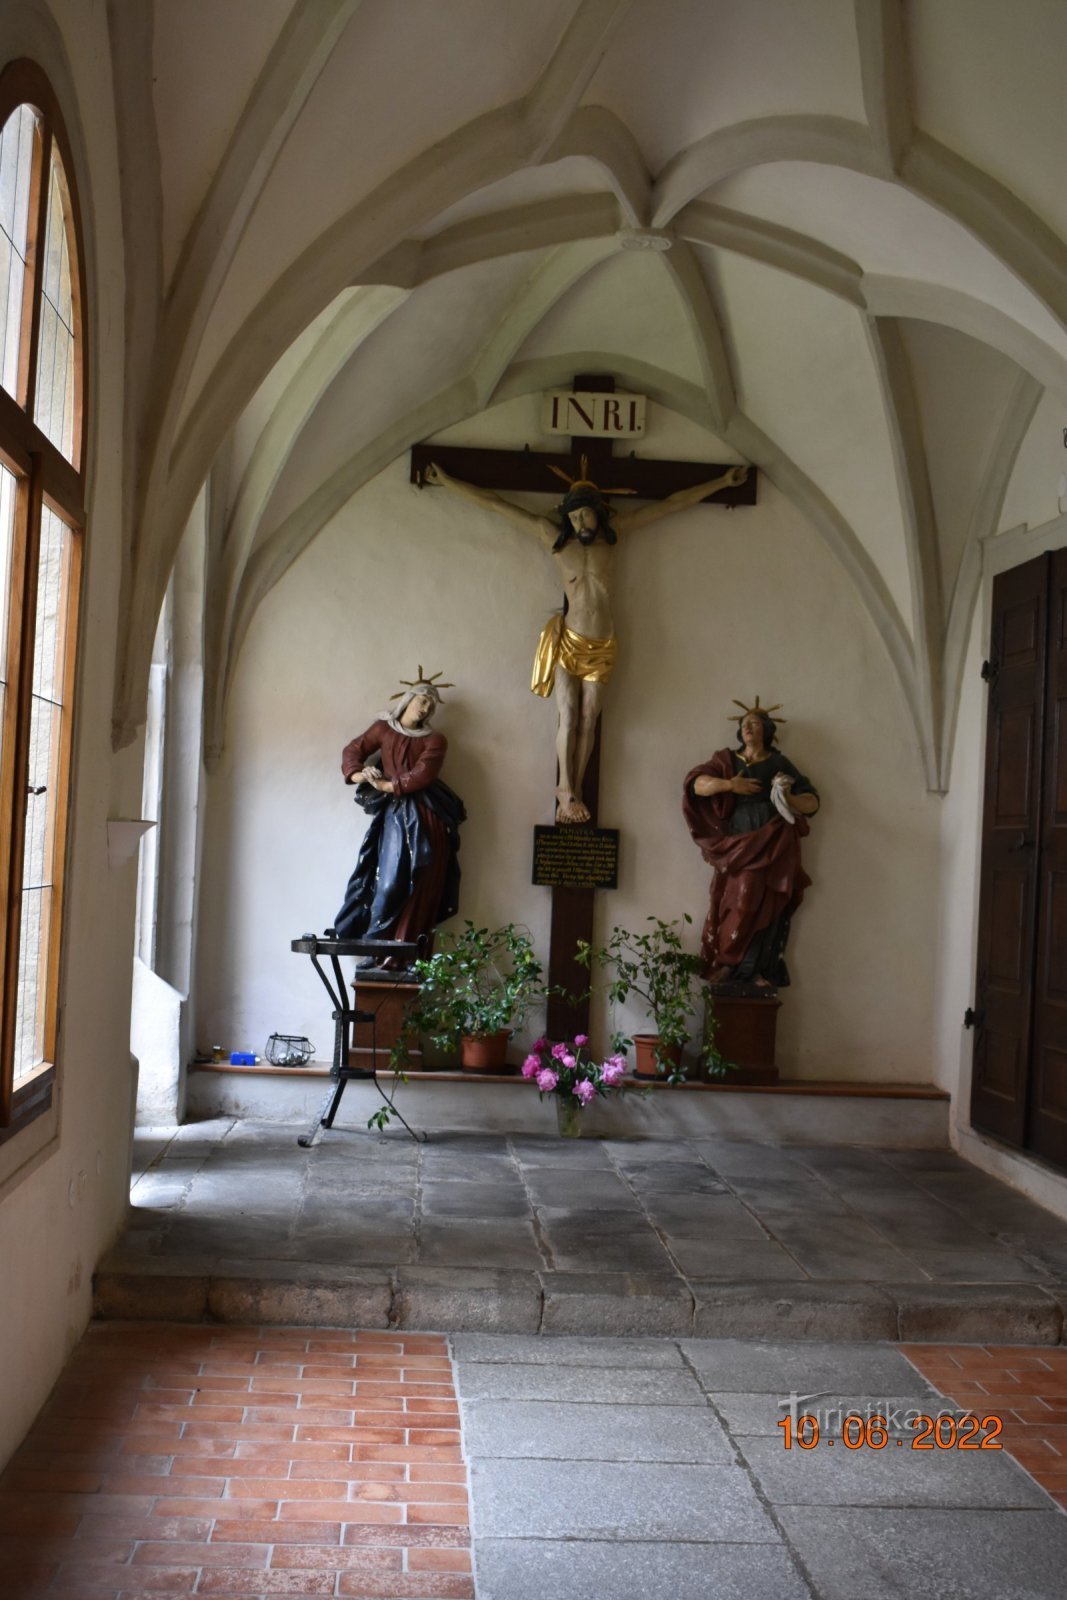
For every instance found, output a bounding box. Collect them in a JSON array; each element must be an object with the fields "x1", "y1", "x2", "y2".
[{"x1": 1, "y1": 1065, "x2": 56, "y2": 1145}]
